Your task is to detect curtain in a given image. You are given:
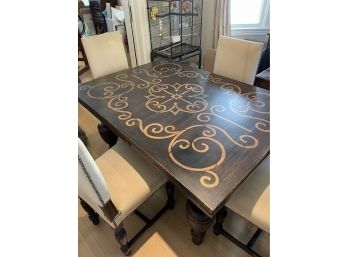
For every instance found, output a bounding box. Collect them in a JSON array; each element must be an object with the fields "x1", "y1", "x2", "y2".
[{"x1": 214, "y1": 0, "x2": 231, "y2": 48}]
